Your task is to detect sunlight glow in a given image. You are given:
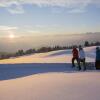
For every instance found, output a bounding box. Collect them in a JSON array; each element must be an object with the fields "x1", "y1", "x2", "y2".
[{"x1": 9, "y1": 34, "x2": 15, "y2": 39}]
